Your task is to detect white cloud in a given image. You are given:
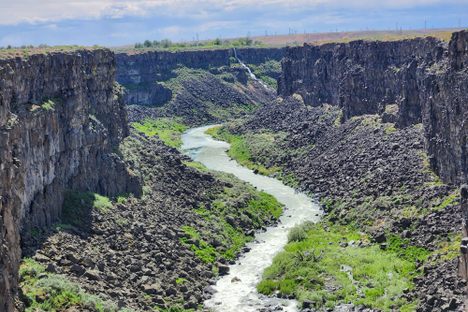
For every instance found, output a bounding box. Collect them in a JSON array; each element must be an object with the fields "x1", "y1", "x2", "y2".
[{"x1": 0, "y1": 0, "x2": 463, "y2": 25}]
